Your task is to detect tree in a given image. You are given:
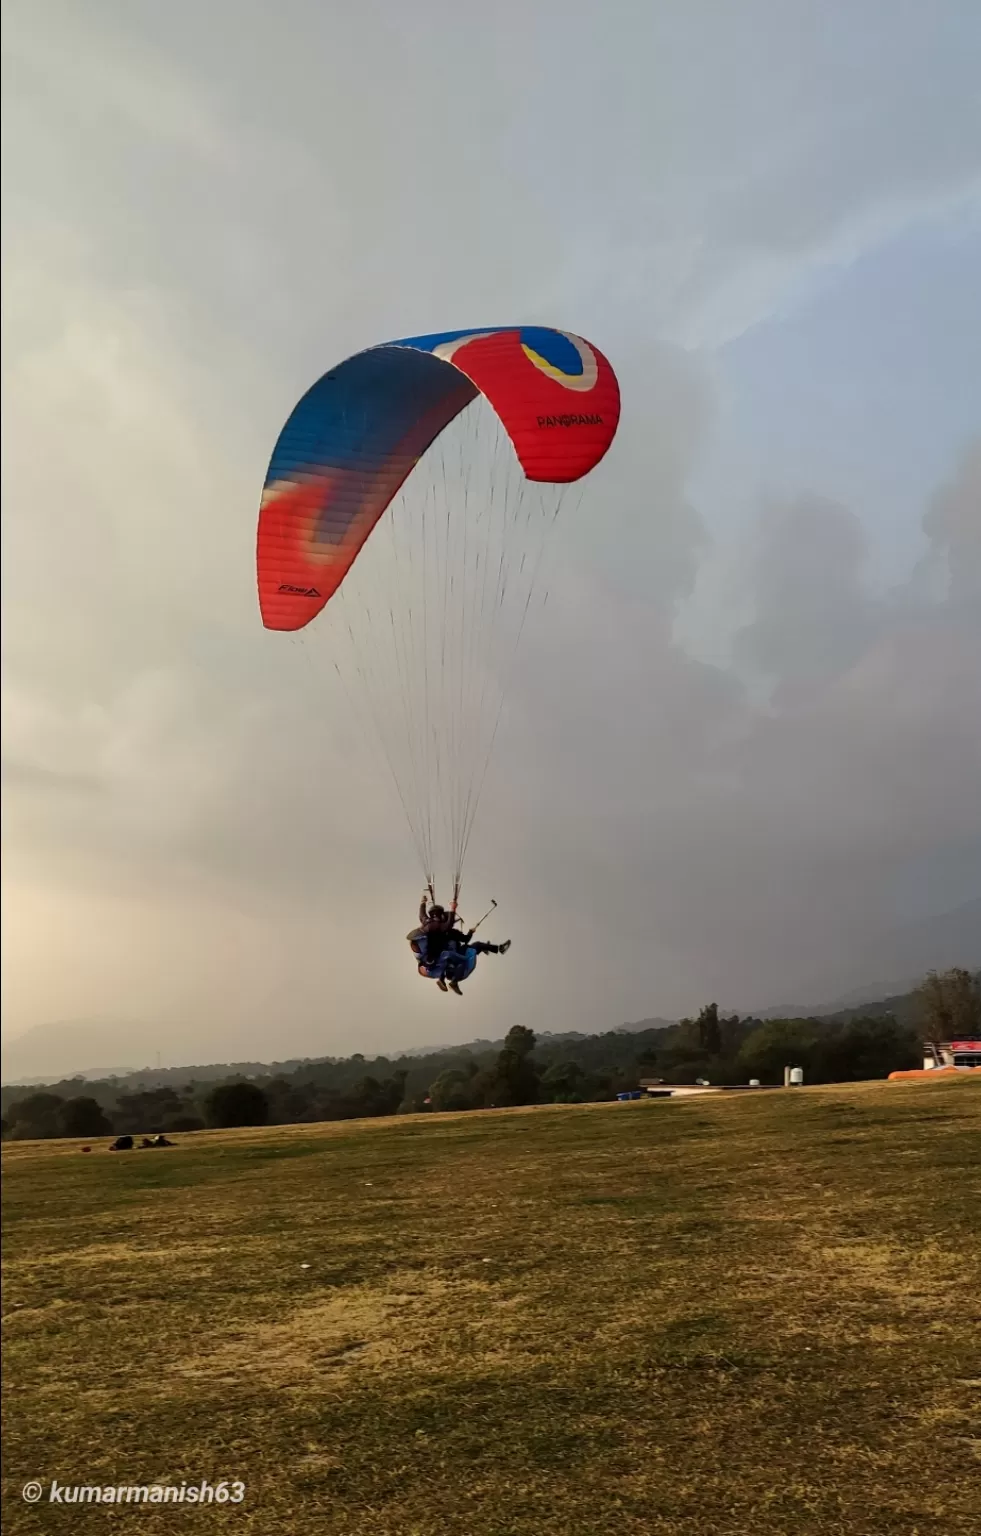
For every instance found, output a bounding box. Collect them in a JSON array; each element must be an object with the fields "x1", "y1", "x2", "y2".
[
  {"x1": 818, "y1": 1017, "x2": 920, "y2": 1082},
  {"x1": 163, "y1": 1115, "x2": 206, "y2": 1132},
  {"x1": 59, "y1": 1097, "x2": 113, "y2": 1137},
  {"x1": 397, "y1": 1088, "x2": 433, "y2": 1114},
  {"x1": 696, "y1": 1003, "x2": 722, "y2": 1056},
  {"x1": 347, "y1": 1072, "x2": 408, "y2": 1118},
  {"x1": 483, "y1": 1027, "x2": 540, "y2": 1108},
  {"x1": 115, "y1": 1087, "x2": 186, "y2": 1134},
  {"x1": 738, "y1": 1019, "x2": 825, "y2": 1082},
  {"x1": 540, "y1": 1060, "x2": 586, "y2": 1102},
  {"x1": 6, "y1": 1093, "x2": 66, "y2": 1140},
  {"x1": 914, "y1": 969, "x2": 981, "y2": 1039},
  {"x1": 503, "y1": 1025, "x2": 536, "y2": 1058},
  {"x1": 496, "y1": 1053, "x2": 540, "y2": 1106},
  {"x1": 429, "y1": 1068, "x2": 477, "y2": 1113},
  {"x1": 204, "y1": 1082, "x2": 269, "y2": 1128}
]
